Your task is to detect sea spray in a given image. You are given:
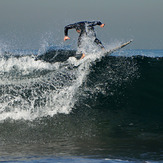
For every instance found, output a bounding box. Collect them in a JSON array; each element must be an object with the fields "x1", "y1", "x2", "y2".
[{"x1": 0, "y1": 44, "x2": 105, "y2": 121}]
